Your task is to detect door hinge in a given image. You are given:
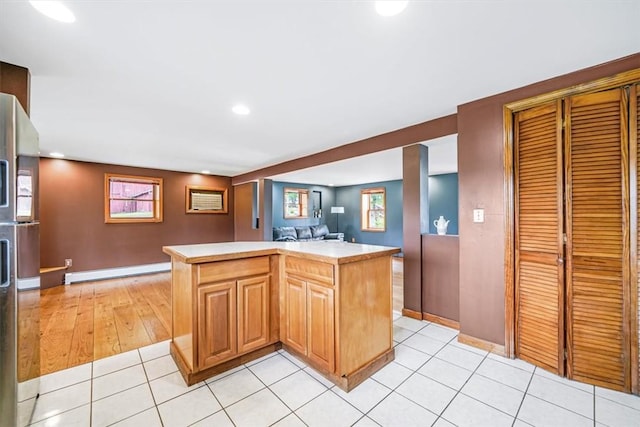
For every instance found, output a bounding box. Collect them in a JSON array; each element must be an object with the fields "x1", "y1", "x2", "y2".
[{"x1": 563, "y1": 233, "x2": 567, "y2": 244}]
